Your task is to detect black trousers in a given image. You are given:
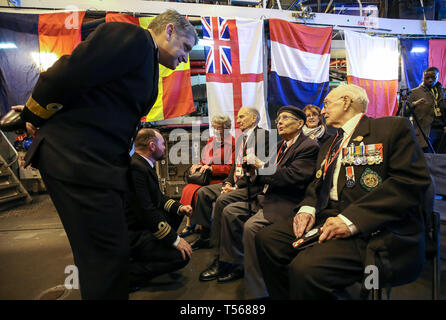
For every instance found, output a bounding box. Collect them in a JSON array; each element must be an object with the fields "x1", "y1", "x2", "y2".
[
  {"x1": 41, "y1": 172, "x2": 130, "y2": 300},
  {"x1": 128, "y1": 214, "x2": 189, "y2": 287},
  {"x1": 255, "y1": 218, "x2": 367, "y2": 300}
]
